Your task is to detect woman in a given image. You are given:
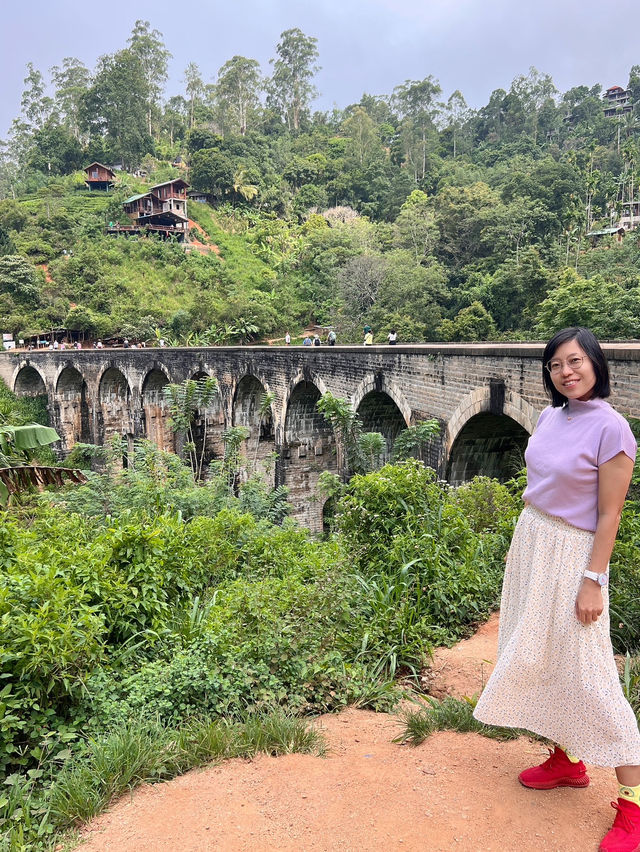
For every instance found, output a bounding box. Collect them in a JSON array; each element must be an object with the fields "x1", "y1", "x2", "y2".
[{"x1": 473, "y1": 327, "x2": 640, "y2": 852}]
